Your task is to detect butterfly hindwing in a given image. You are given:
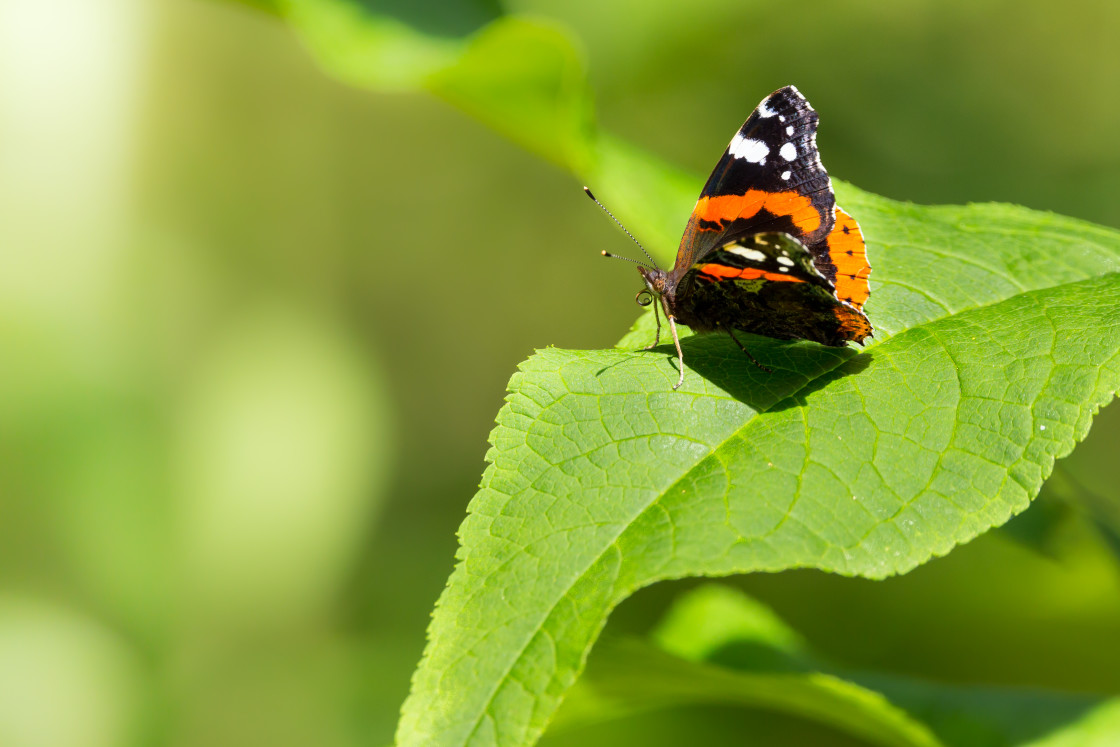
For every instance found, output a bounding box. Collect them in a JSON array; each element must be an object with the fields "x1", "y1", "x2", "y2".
[
  {"x1": 673, "y1": 86, "x2": 837, "y2": 271},
  {"x1": 813, "y1": 206, "x2": 871, "y2": 311},
  {"x1": 677, "y1": 232, "x2": 869, "y2": 347}
]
